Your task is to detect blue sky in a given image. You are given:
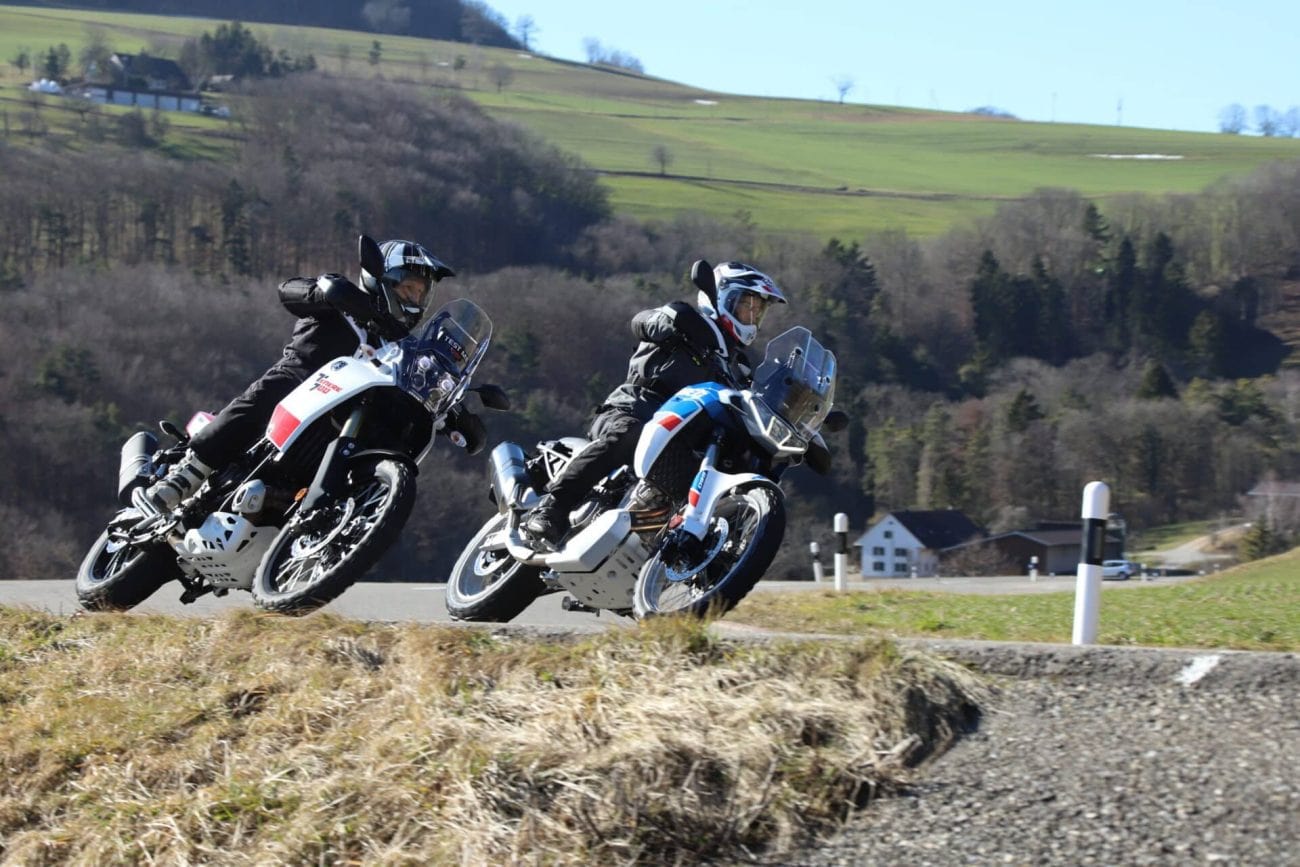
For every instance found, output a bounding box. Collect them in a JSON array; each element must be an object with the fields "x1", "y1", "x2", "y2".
[{"x1": 482, "y1": 0, "x2": 1296, "y2": 134}]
